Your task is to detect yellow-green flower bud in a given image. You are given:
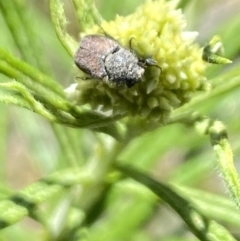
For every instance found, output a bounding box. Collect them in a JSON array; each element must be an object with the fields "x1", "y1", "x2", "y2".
[
  {"x1": 202, "y1": 35, "x2": 232, "y2": 64},
  {"x1": 68, "y1": 0, "x2": 207, "y2": 123}
]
